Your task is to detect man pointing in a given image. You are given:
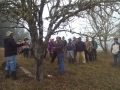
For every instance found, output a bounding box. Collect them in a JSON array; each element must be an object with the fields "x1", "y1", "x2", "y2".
[{"x1": 4, "y1": 31, "x2": 25, "y2": 80}]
